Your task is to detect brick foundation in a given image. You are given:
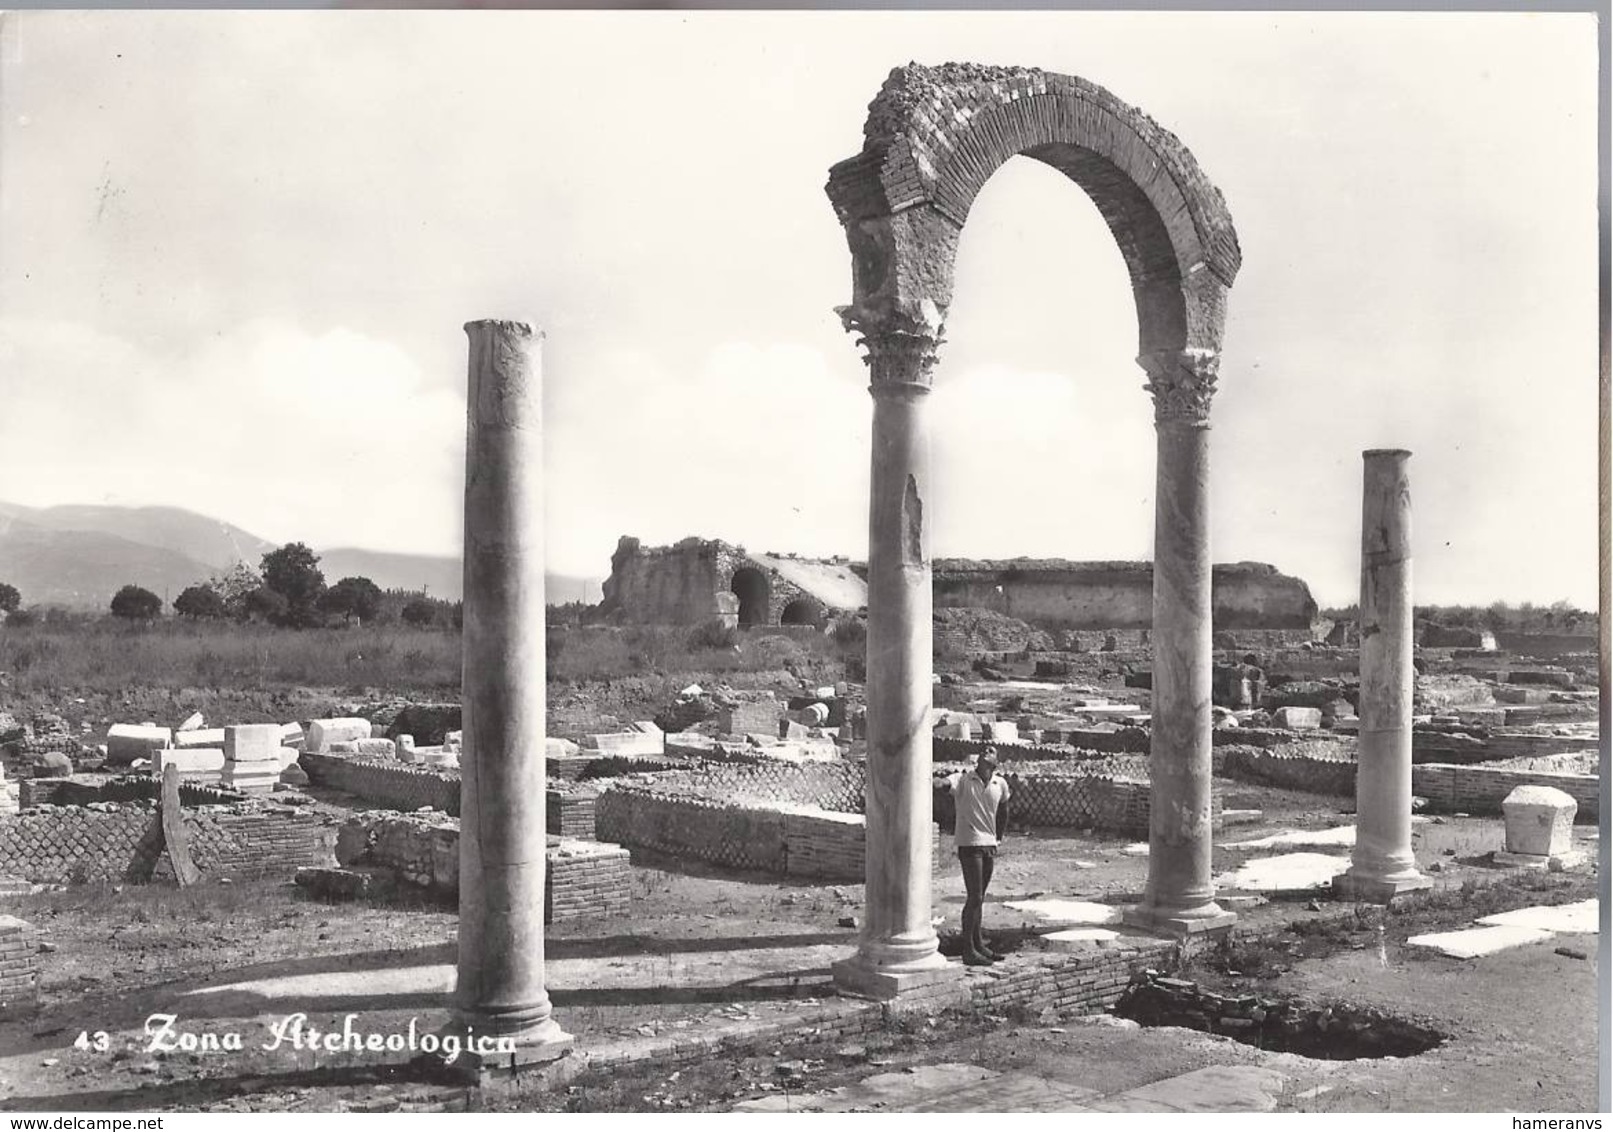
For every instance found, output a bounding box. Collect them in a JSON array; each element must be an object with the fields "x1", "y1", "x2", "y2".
[
  {"x1": 1412, "y1": 764, "x2": 1599, "y2": 820},
  {"x1": 0, "y1": 914, "x2": 39, "y2": 1019},
  {"x1": 301, "y1": 753, "x2": 461, "y2": 814}
]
